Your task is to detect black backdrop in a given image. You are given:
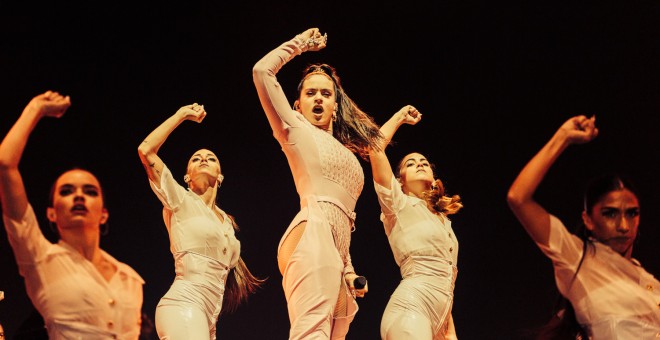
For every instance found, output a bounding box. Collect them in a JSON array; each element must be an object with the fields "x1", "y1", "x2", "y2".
[{"x1": 1, "y1": 1, "x2": 658, "y2": 339}]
